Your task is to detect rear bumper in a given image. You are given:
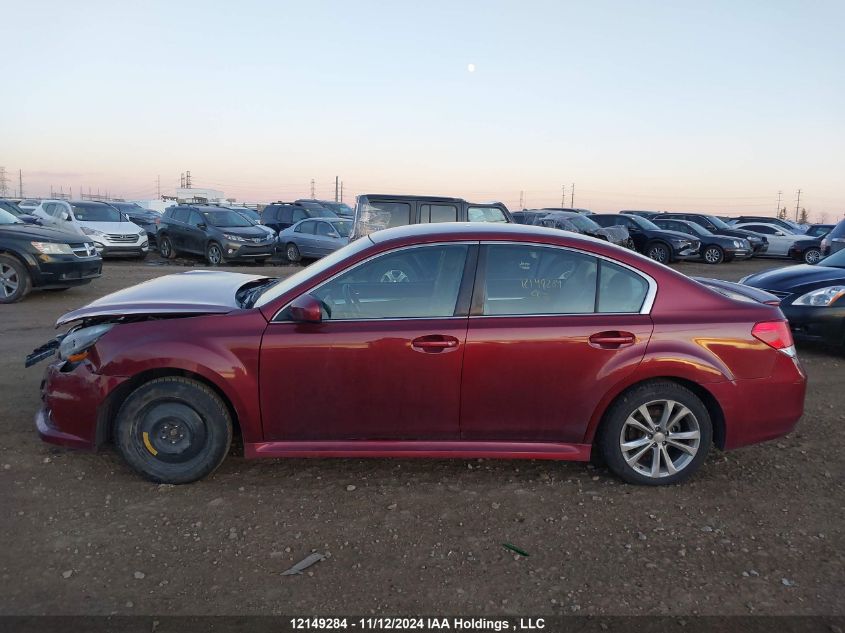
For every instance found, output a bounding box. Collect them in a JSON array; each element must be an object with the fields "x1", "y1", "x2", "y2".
[{"x1": 712, "y1": 353, "x2": 807, "y2": 450}]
